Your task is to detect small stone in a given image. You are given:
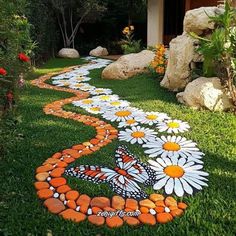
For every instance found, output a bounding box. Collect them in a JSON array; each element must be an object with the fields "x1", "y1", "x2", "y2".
[
  {"x1": 53, "y1": 193, "x2": 59, "y2": 198},
  {"x1": 90, "y1": 197, "x2": 110, "y2": 209},
  {"x1": 165, "y1": 197, "x2": 177, "y2": 207},
  {"x1": 149, "y1": 194, "x2": 164, "y2": 202},
  {"x1": 36, "y1": 164, "x2": 54, "y2": 173},
  {"x1": 138, "y1": 213, "x2": 156, "y2": 225},
  {"x1": 112, "y1": 196, "x2": 125, "y2": 210},
  {"x1": 178, "y1": 202, "x2": 188, "y2": 210},
  {"x1": 106, "y1": 216, "x2": 123, "y2": 228},
  {"x1": 88, "y1": 215, "x2": 105, "y2": 226},
  {"x1": 76, "y1": 194, "x2": 91, "y2": 214},
  {"x1": 67, "y1": 200, "x2": 77, "y2": 209},
  {"x1": 165, "y1": 207, "x2": 171, "y2": 213},
  {"x1": 171, "y1": 209, "x2": 184, "y2": 217},
  {"x1": 156, "y1": 212, "x2": 173, "y2": 224},
  {"x1": 37, "y1": 189, "x2": 54, "y2": 199},
  {"x1": 50, "y1": 177, "x2": 67, "y2": 187},
  {"x1": 76, "y1": 194, "x2": 91, "y2": 205},
  {"x1": 87, "y1": 208, "x2": 93, "y2": 215},
  {"x1": 92, "y1": 207, "x2": 102, "y2": 215},
  {"x1": 44, "y1": 198, "x2": 65, "y2": 214},
  {"x1": 123, "y1": 216, "x2": 140, "y2": 226},
  {"x1": 50, "y1": 168, "x2": 65, "y2": 177},
  {"x1": 76, "y1": 206, "x2": 80, "y2": 212},
  {"x1": 60, "y1": 194, "x2": 65, "y2": 201},
  {"x1": 36, "y1": 172, "x2": 49, "y2": 181},
  {"x1": 139, "y1": 199, "x2": 156, "y2": 209},
  {"x1": 66, "y1": 190, "x2": 79, "y2": 201},
  {"x1": 155, "y1": 206, "x2": 165, "y2": 213},
  {"x1": 60, "y1": 209, "x2": 86, "y2": 223},
  {"x1": 34, "y1": 182, "x2": 49, "y2": 190},
  {"x1": 125, "y1": 199, "x2": 138, "y2": 210},
  {"x1": 155, "y1": 200, "x2": 165, "y2": 207},
  {"x1": 150, "y1": 209, "x2": 156, "y2": 215},
  {"x1": 140, "y1": 207, "x2": 149, "y2": 214},
  {"x1": 57, "y1": 185, "x2": 71, "y2": 194},
  {"x1": 49, "y1": 186, "x2": 55, "y2": 191}
]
